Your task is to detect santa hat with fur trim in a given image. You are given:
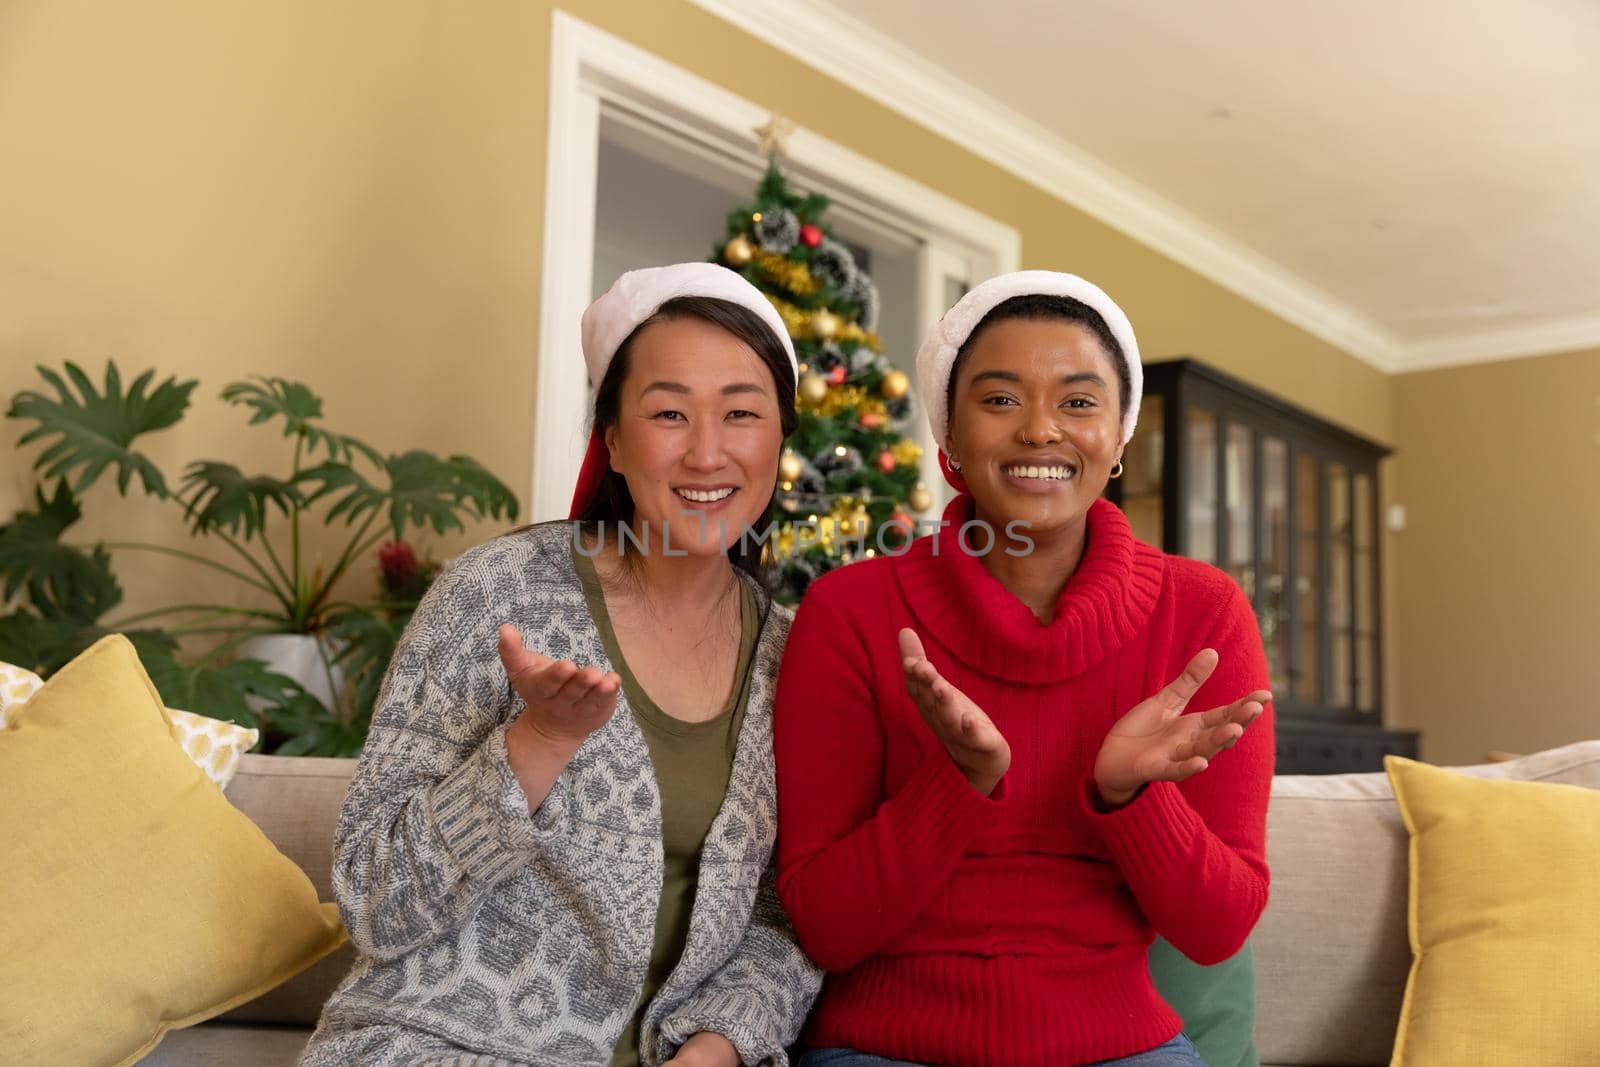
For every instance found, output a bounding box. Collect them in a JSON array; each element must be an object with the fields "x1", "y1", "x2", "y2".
[
  {"x1": 568, "y1": 262, "x2": 798, "y2": 518},
  {"x1": 914, "y1": 270, "x2": 1143, "y2": 488}
]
